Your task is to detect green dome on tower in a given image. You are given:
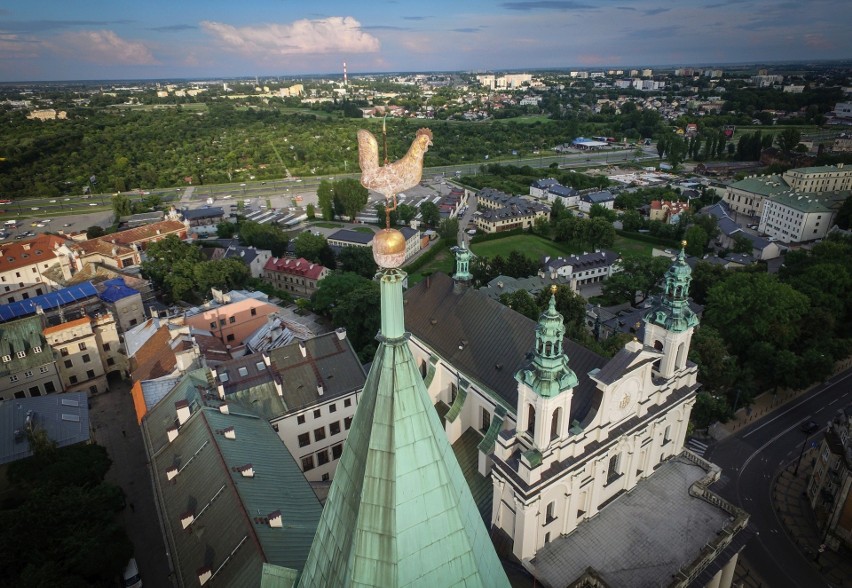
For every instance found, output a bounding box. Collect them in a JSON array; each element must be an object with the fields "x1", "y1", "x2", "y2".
[{"x1": 644, "y1": 242, "x2": 699, "y2": 333}]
